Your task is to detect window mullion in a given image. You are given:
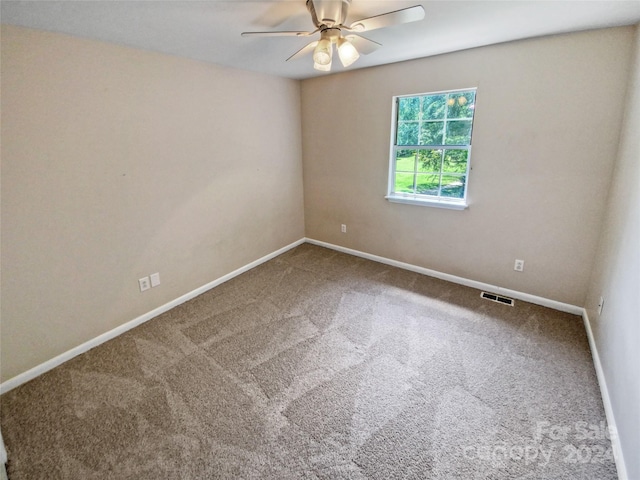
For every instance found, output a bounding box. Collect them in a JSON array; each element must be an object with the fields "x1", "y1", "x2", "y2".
[
  {"x1": 442, "y1": 95, "x2": 448, "y2": 146},
  {"x1": 413, "y1": 150, "x2": 418, "y2": 194},
  {"x1": 437, "y1": 149, "x2": 444, "y2": 198},
  {"x1": 418, "y1": 96, "x2": 423, "y2": 149}
]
